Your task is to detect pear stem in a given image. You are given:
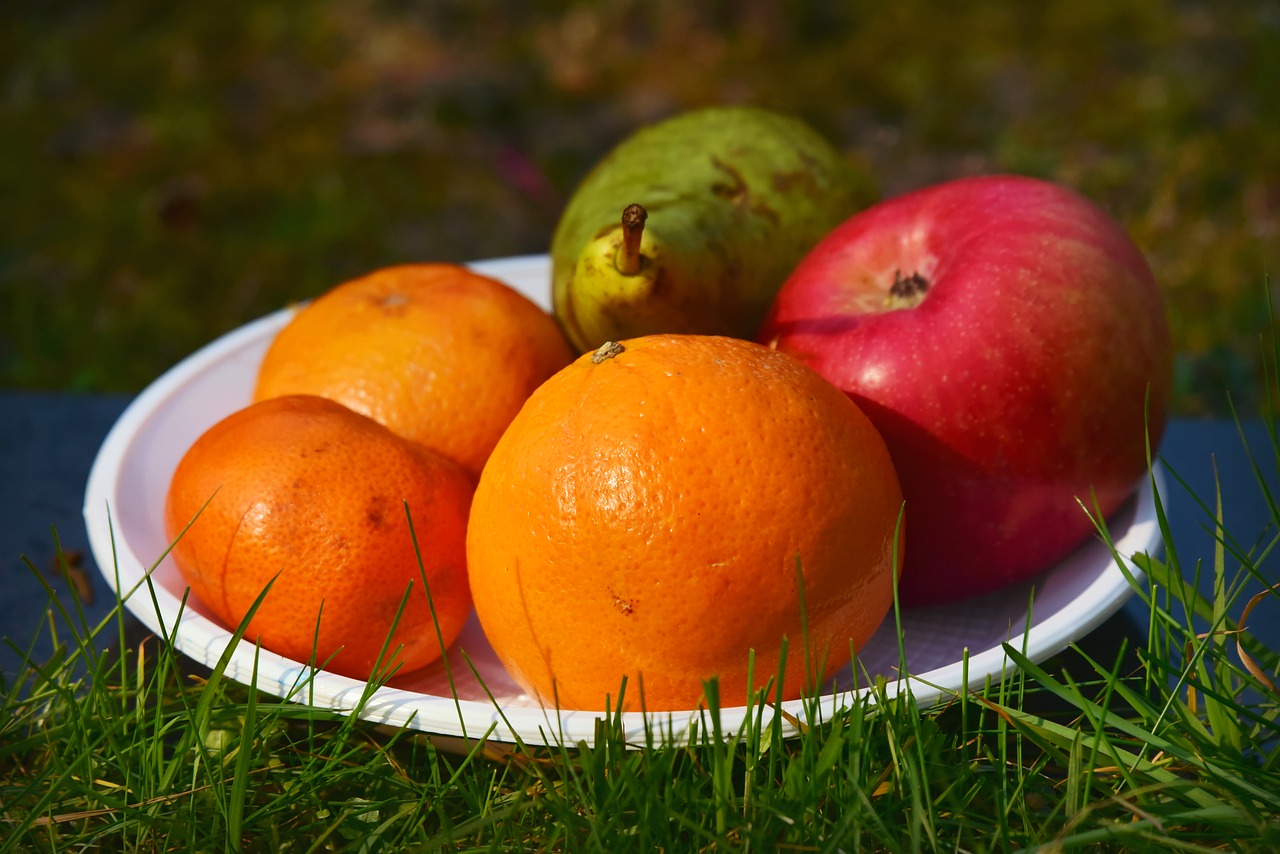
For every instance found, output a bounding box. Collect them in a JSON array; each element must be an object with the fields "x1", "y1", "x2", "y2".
[{"x1": 616, "y1": 203, "x2": 648, "y2": 275}]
